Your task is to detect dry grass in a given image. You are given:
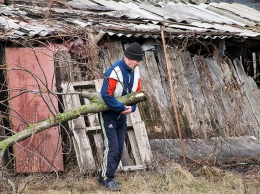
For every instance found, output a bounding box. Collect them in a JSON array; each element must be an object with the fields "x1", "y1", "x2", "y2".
[{"x1": 2, "y1": 155, "x2": 260, "y2": 194}]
